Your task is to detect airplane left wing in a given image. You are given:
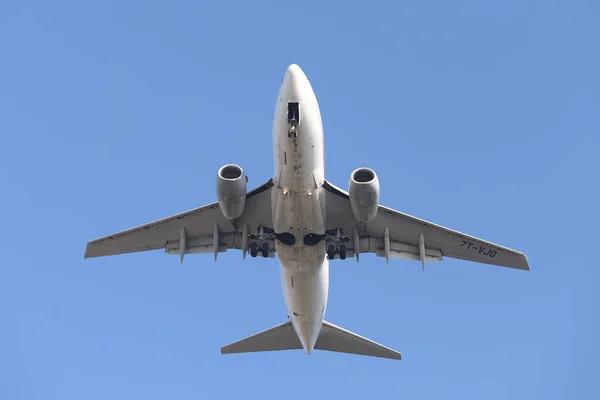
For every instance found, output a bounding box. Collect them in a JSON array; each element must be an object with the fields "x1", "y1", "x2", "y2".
[
  {"x1": 85, "y1": 179, "x2": 274, "y2": 260},
  {"x1": 322, "y1": 180, "x2": 529, "y2": 271}
]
